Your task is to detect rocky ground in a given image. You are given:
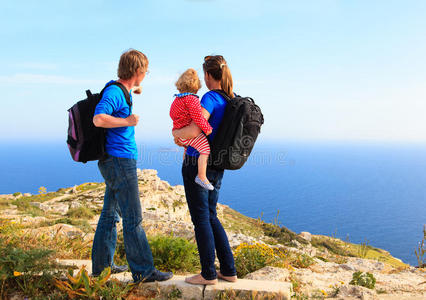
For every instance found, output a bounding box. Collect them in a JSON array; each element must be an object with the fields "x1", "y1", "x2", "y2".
[{"x1": 0, "y1": 169, "x2": 424, "y2": 299}]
